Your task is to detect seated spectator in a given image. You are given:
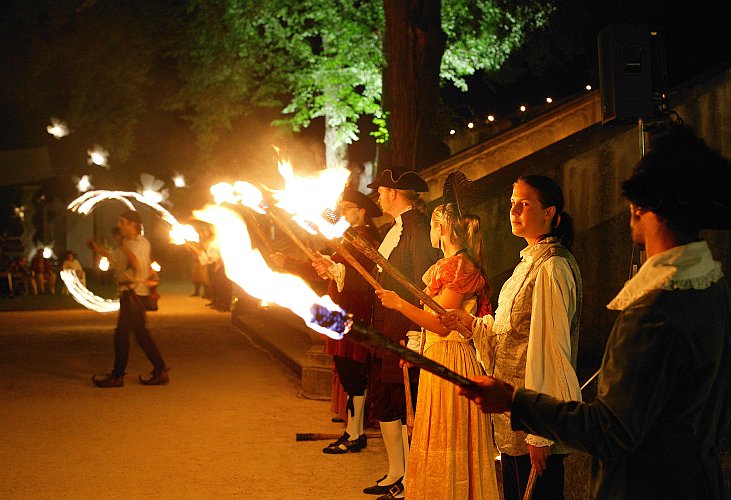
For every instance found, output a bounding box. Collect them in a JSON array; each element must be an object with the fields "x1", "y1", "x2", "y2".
[
  {"x1": 10, "y1": 256, "x2": 33, "y2": 296},
  {"x1": 61, "y1": 250, "x2": 86, "y2": 295},
  {"x1": 31, "y1": 250, "x2": 57, "y2": 295}
]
